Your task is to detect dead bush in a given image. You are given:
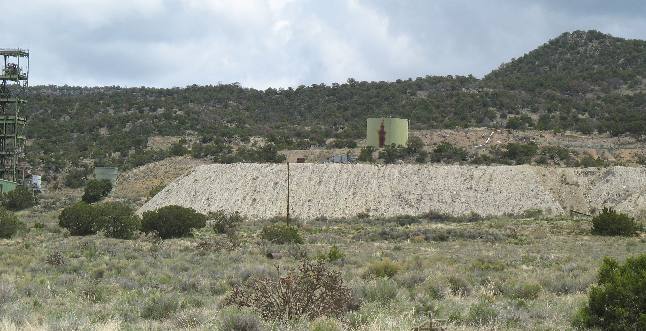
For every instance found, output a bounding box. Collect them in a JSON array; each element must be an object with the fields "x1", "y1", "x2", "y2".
[{"x1": 225, "y1": 261, "x2": 353, "y2": 321}]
